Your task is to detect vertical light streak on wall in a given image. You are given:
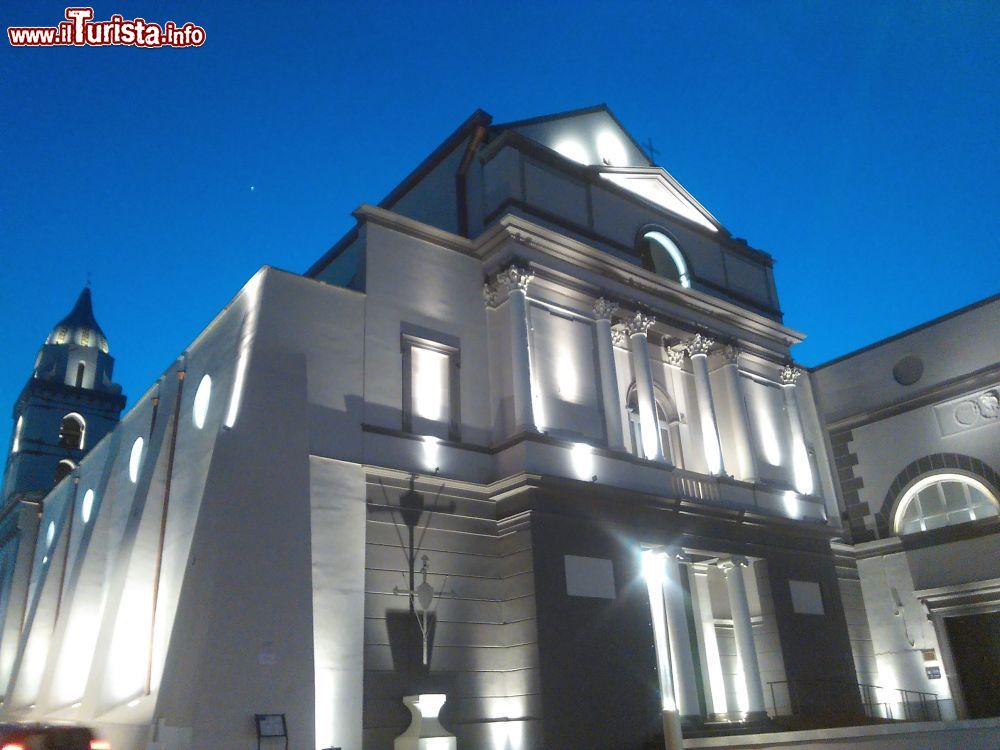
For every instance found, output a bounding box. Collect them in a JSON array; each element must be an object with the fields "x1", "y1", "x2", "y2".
[
  {"x1": 224, "y1": 274, "x2": 264, "y2": 429},
  {"x1": 642, "y1": 550, "x2": 676, "y2": 711},
  {"x1": 146, "y1": 368, "x2": 185, "y2": 696},
  {"x1": 570, "y1": 442, "x2": 594, "y2": 480},
  {"x1": 754, "y1": 394, "x2": 782, "y2": 466},
  {"x1": 555, "y1": 345, "x2": 579, "y2": 403},
  {"x1": 315, "y1": 666, "x2": 335, "y2": 750}
]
